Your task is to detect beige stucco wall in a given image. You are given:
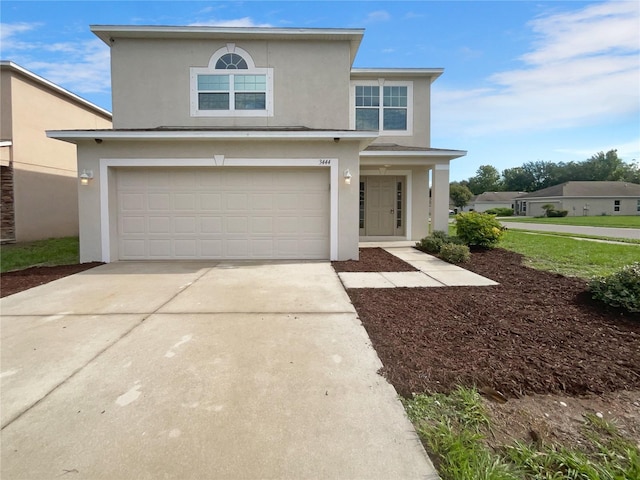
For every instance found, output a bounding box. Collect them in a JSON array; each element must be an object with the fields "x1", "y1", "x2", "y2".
[
  {"x1": 5, "y1": 69, "x2": 112, "y2": 241},
  {"x1": 110, "y1": 38, "x2": 352, "y2": 130},
  {"x1": 526, "y1": 198, "x2": 640, "y2": 217},
  {"x1": 473, "y1": 202, "x2": 514, "y2": 213},
  {"x1": 74, "y1": 138, "x2": 362, "y2": 262},
  {"x1": 1, "y1": 70, "x2": 12, "y2": 141}
]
